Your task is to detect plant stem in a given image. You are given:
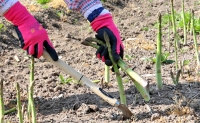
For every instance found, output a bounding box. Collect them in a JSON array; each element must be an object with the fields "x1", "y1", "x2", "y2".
[
  {"x1": 85, "y1": 37, "x2": 105, "y2": 46},
  {"x1": 170, "y1": 69, "x2": 181, "y2": 85},
  {"x1": 30, "y1": 57, "x2": 34, "y2": 84},
  {"x1": 156, "y1": 13, "x2": 163, "y2": 90},
  {"x1": 103, "y1": 32, "x2": 127, "y2": 105},
  {"x1": 191, "y1": 10, "x2": 200, "y2": 67},
  {"x1": 105, "y1": 65, "x2": 110, "y2": 83},
  {"x1": 182, "y1": 0, "x2": 187, "y2": 45},
  {"x1": 0, "y1": 79, "x2": 4, "y2": 123},
  {"x1": 167, "y1": 9, "x2": 171, "y2": 50},
  {"x1": 29, "y1": 81, "x2": 36, "y2": 123},
  {"x1": 117, "y1": 59, "x2": 150, "y2": 101},
  {"x1": 4, "y1": 107, "x2": 16, "y2": 115},
  {"x1": 170, "y1": 0, "x2": 179, "y2": 70},
  {"x1": 29, "y1": 57, "x2": 36, "y2": 123},
  {"x1": 16, "y1": 83, "x2": 23, "y2": 123}
]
